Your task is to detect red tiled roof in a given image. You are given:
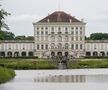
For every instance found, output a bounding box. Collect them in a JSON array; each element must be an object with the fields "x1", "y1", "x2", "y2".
[{"x1": 38, "y1": 11, "x2": 81, "y2": 23}]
